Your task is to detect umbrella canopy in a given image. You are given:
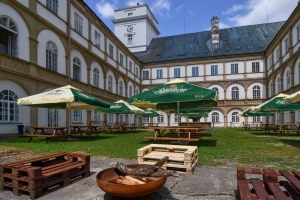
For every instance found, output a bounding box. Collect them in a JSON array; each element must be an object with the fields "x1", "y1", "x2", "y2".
[
  {"x1": 128, "y1": 79, "x2": 218, "y2": 110},
  {"x1": 252, "y1": 93, "x2": 300, "y2": 112},
  {"x1": 17, "y1": 85, "x2": 110, "y2": 110},
  {"x1": 283, "y1": 91, "x2": 300, "y2": 104},
  {"x1": 95, "y1": 100, "x2": 144, "y2": 114},
  {"x1": 135, "y1": 108, "x2": 161, "y2": 117},
  {"x1": 239, "y1": 107, "x2": 274, "y2": 117}
]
